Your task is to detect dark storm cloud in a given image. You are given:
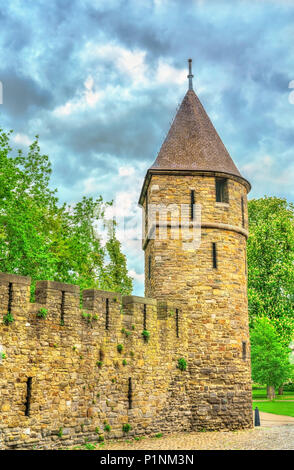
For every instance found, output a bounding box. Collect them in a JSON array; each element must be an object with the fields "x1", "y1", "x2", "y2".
[{"x1": 0, "y1": 69, "x2": 53, "y2": 117}]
